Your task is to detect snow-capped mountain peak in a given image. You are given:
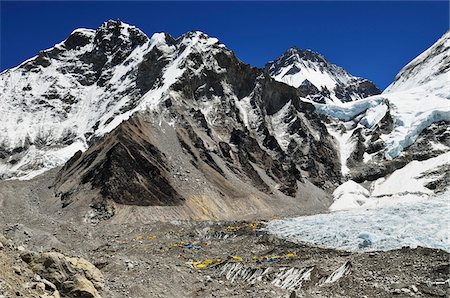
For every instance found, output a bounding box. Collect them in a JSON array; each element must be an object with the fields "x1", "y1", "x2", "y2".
[
  {"x1": 266, "y1": 47, "x2": 381, "y2": 104},
  {"x1": 385, "y1": 30, "x2": 450, "y2": 94},
  {"x1": 276, "y1": 47, "x2": 328, "y2": 65},
  {"x1": 0, "y1": 22, "x2": 223, "y2": 179},
  {"x1": 0, "y1": 22, "x2": 254, "y2": 180},
  {"x1": 92, "y1": 19, "x2": 148, "y2": 50}
]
